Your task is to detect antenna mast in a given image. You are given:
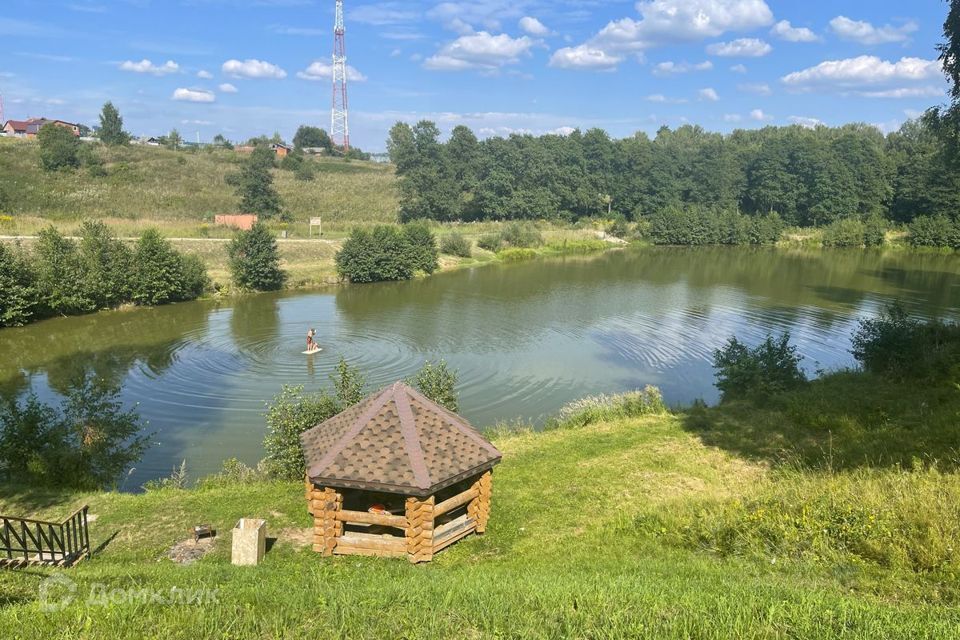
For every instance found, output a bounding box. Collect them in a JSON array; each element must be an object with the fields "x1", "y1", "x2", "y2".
[{"x1": 331, "y1": 0, "x2": 350, "y2": 152}]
